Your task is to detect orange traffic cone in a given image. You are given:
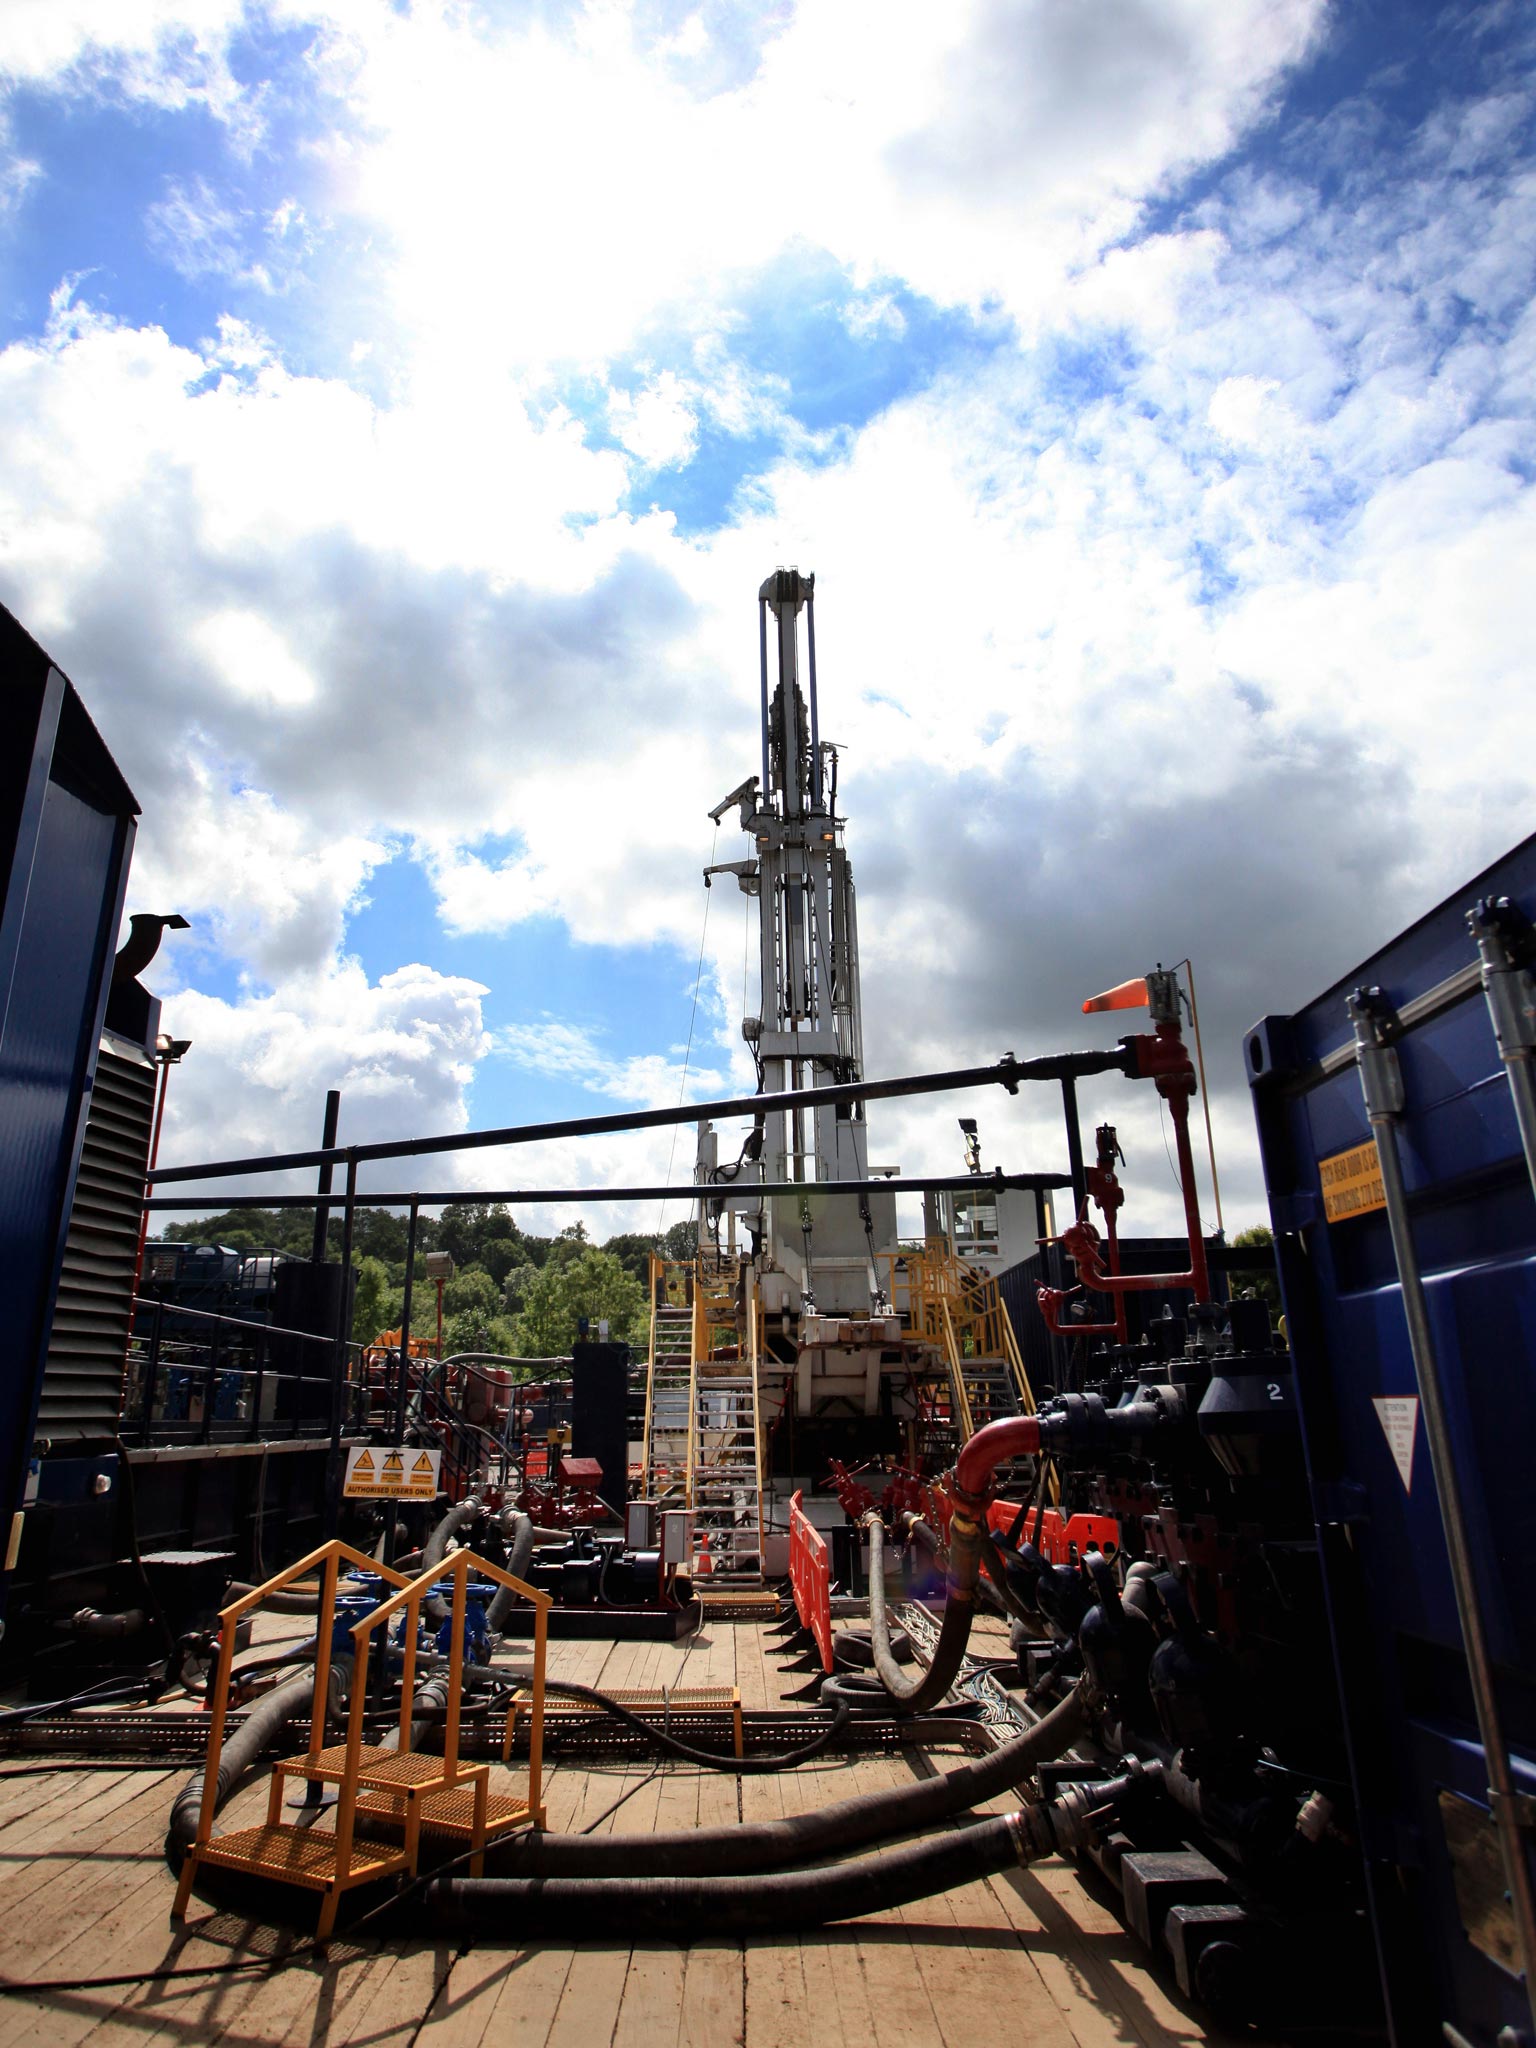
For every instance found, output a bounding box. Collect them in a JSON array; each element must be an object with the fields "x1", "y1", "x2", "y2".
[{"x1": 696, "y1": 1532, "x2": 714, "y2": 1577}]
